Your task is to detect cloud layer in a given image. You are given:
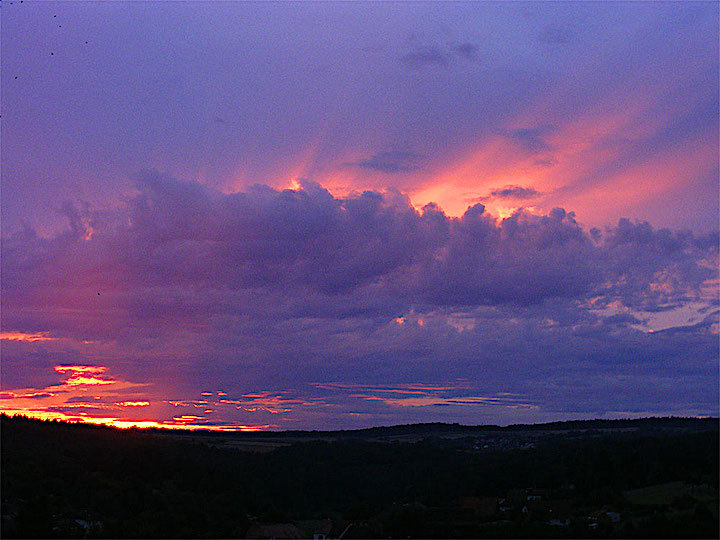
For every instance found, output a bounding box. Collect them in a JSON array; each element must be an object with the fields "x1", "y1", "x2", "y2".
[{"x1": 2, "y1": 174, "x2": 717, "y2": 429}]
